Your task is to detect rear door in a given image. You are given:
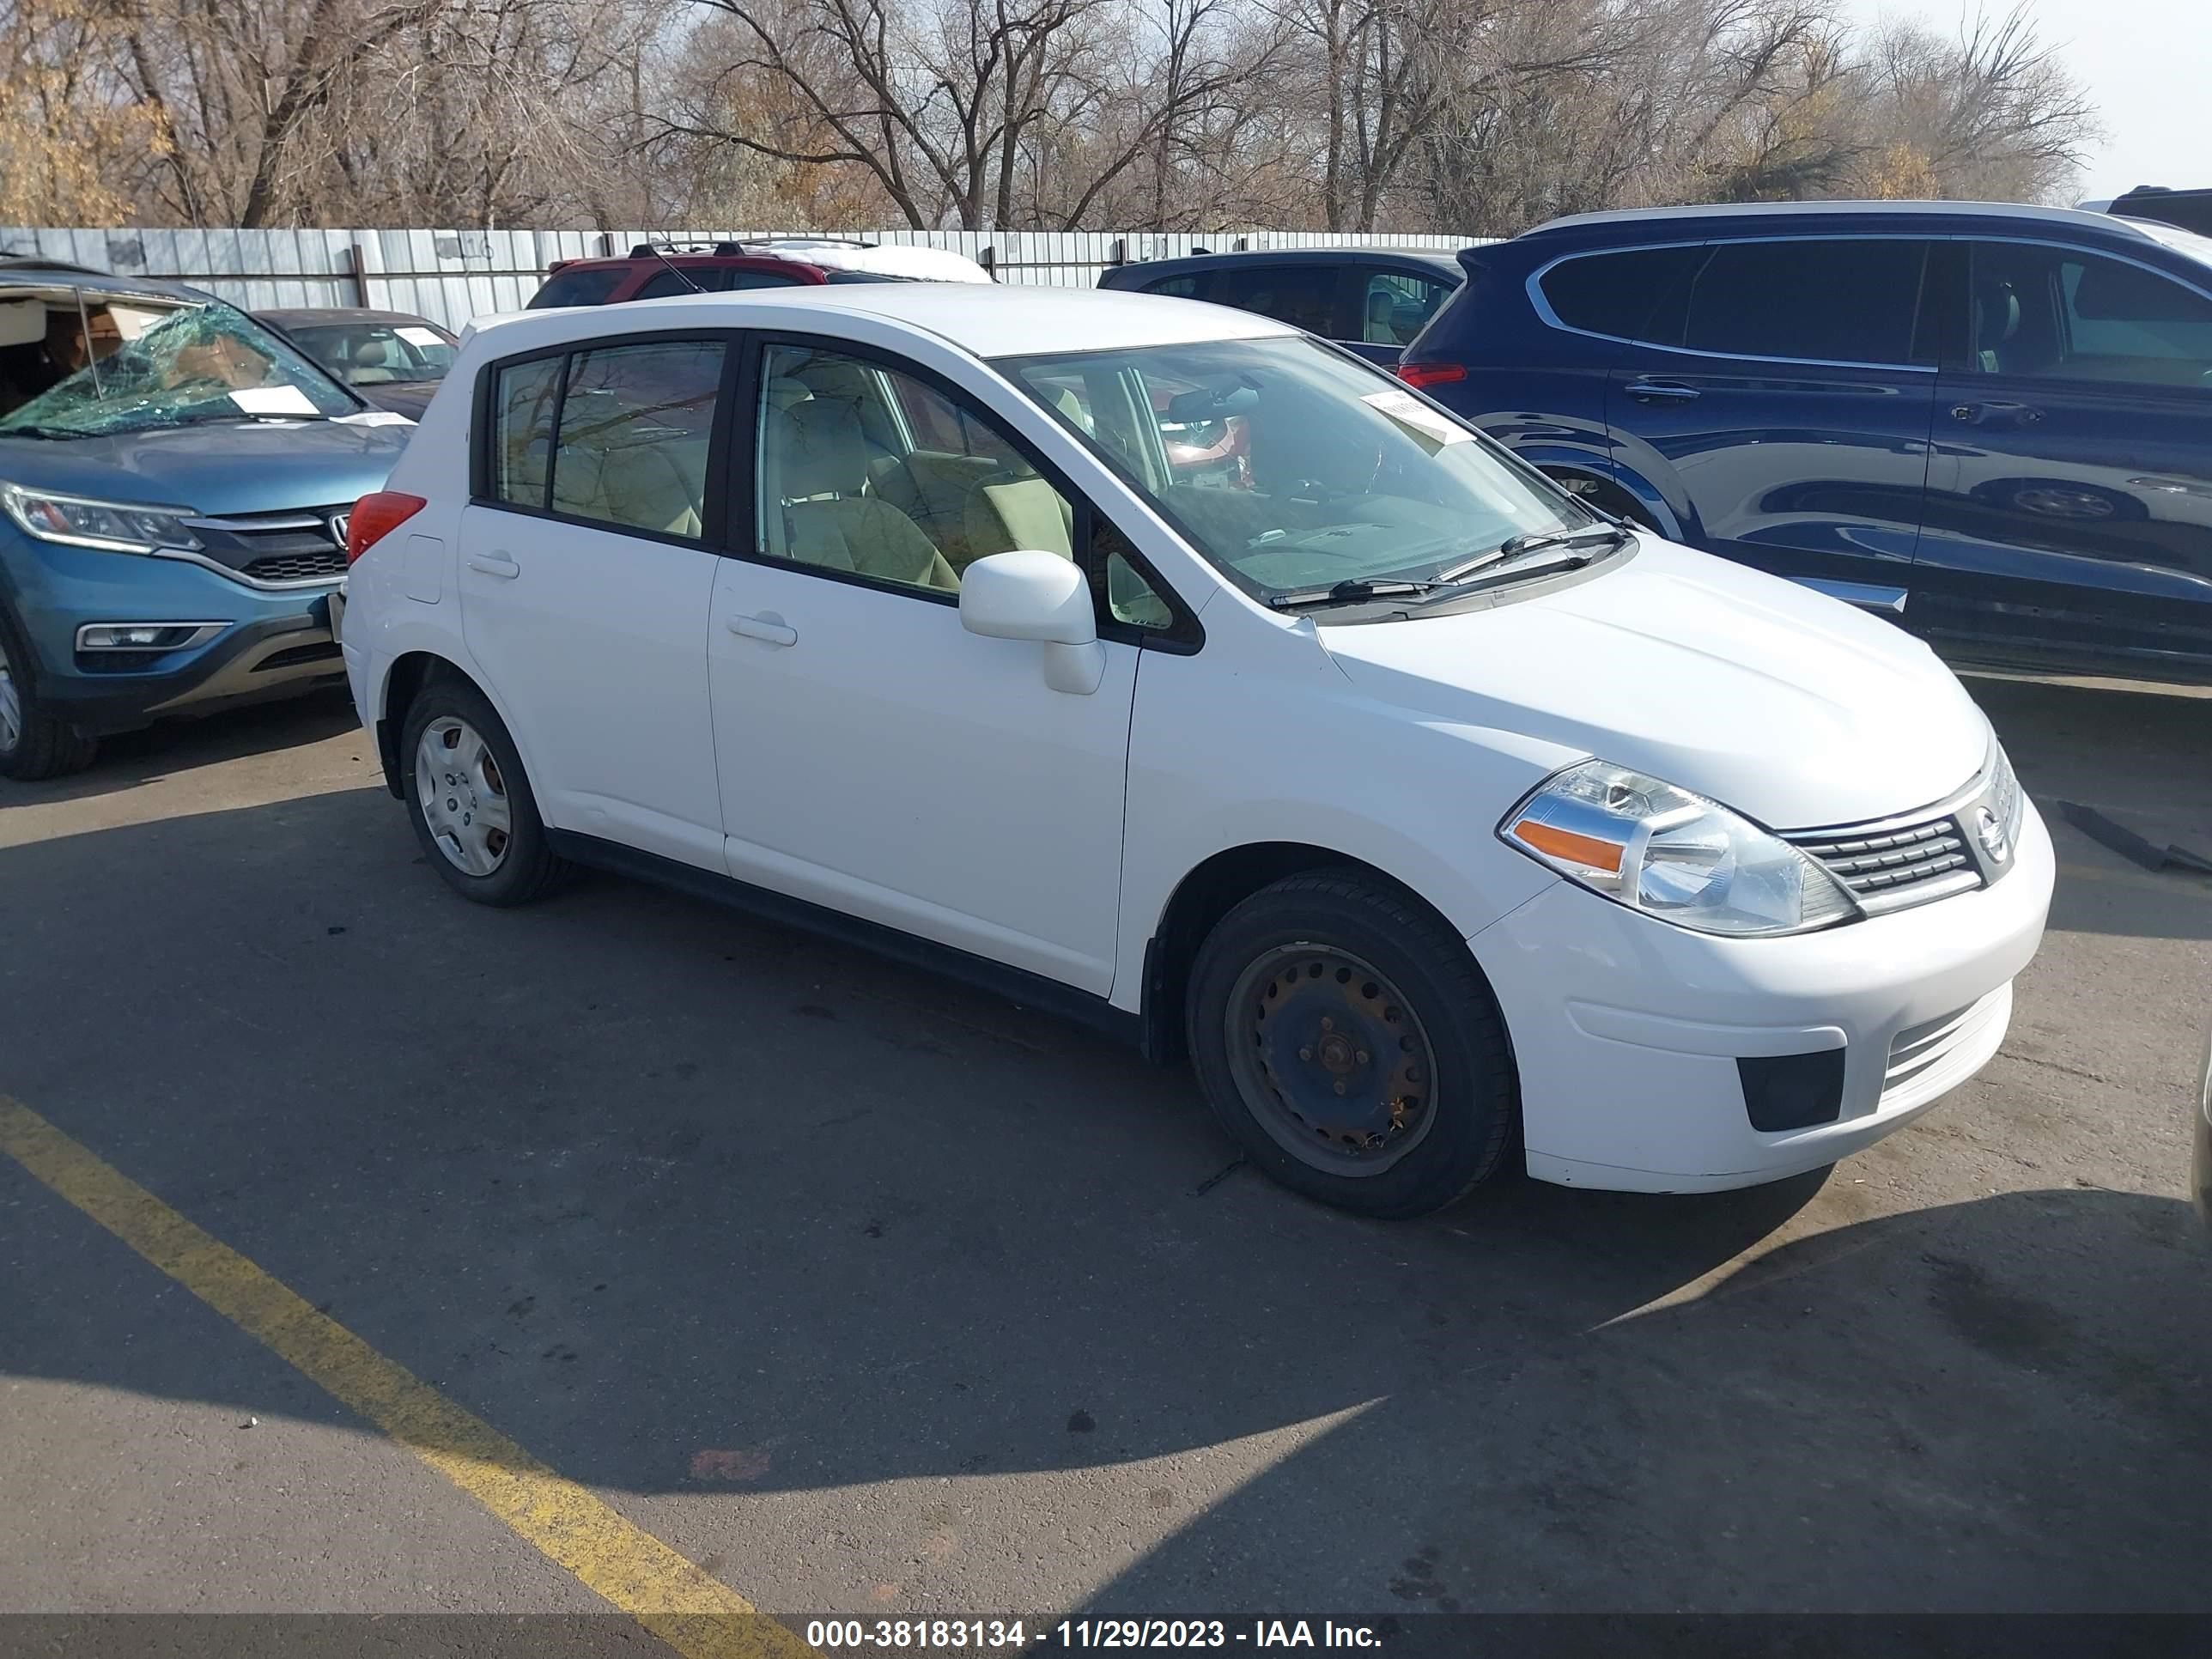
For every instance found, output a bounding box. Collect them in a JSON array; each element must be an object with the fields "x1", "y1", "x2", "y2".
[
  {"x1": 1914, "y1": 237, "x2": 2212, "y2": 678},
  {"x1": 457, "y1": 334, "x2": 730, "y2": 869},
  {"x1": 1602, "y1": 235, "x2": 1939, "y2": 611}
]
